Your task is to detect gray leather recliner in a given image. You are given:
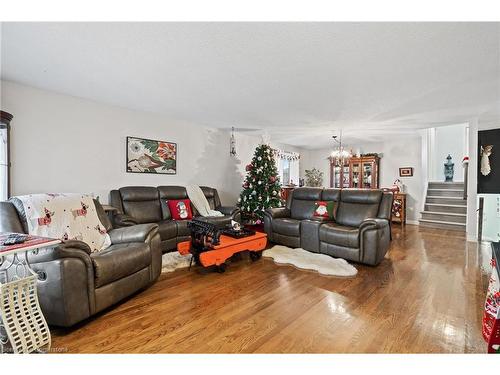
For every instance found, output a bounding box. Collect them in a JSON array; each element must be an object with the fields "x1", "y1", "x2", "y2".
[
  {"x1": 110, "y1": 186, "x2": 240, "y2": 252},
  {"x1": 264, "y1": 188, "x2": 393, "y2": 266},
  {"x1": 0, "y1": 199, "x2": 162, "y2": 327}
]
